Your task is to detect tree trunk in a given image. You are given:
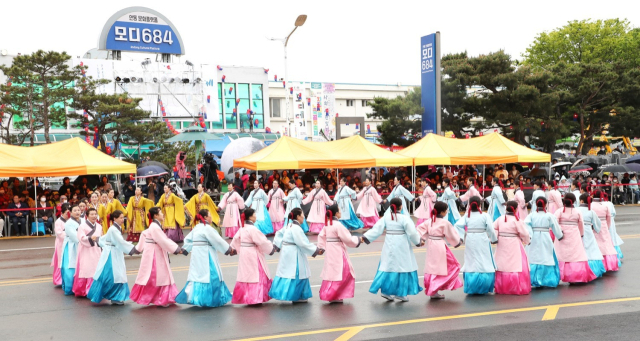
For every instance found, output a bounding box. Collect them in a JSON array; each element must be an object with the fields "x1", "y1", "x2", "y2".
[
  {"x1": 29, "y1": 100, "x2": 34, "y2": 146},
  {"x1": 43, "y1": 100, "x2": 51, "y2": 144},
  {"x1": 577, "y1": 110, "x2": 586, "y2": 154}
]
